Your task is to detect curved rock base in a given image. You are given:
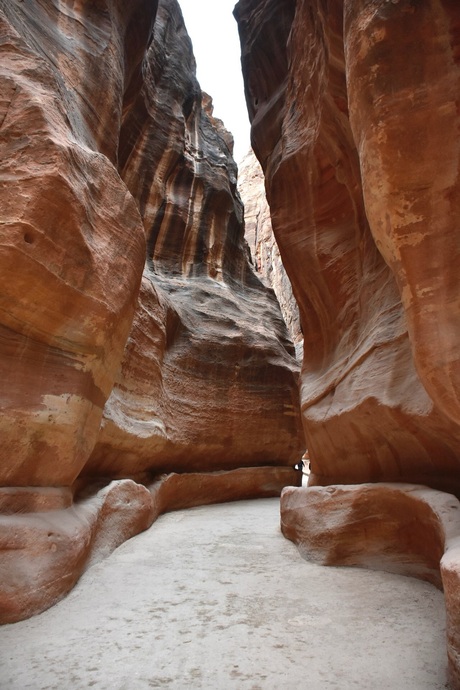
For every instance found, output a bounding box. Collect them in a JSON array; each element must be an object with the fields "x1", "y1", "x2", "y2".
[
  {"x1": 0, "y1": 466, "x2": 298, "y2": 624},
  {"x1": 280, "y1": 483, "x2": 460, "y2": 688}
]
